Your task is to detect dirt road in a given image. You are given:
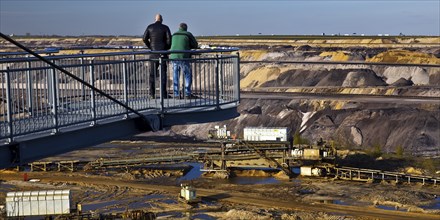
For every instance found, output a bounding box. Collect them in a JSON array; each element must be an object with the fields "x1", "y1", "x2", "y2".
[{"x1": 1, "y1": 172, "x2": 438, "y2": 220}]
